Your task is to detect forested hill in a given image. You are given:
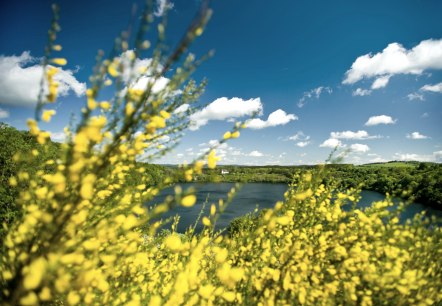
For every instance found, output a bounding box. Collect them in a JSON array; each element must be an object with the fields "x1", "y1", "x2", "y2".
[
  {"x1": 0, "y1": 123, "x2": 172, "y2": 238},
  {"x1": 176, "y1": 162, "x2": 442, "y2": 209}
]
